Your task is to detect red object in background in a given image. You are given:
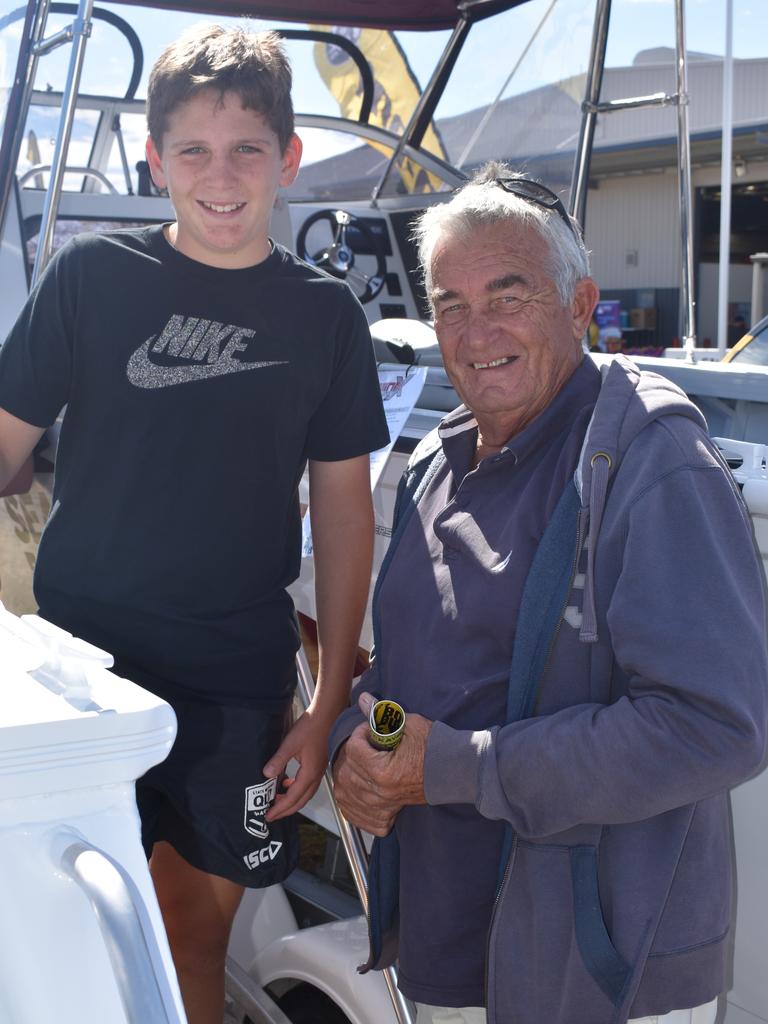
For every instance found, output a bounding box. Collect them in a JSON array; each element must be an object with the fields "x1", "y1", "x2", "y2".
[{"x1": 0, "y1": 455, "x2": 33, "y2": 497}]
